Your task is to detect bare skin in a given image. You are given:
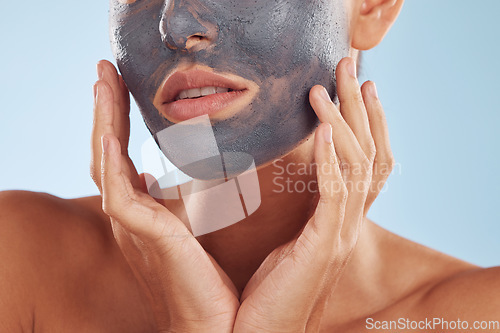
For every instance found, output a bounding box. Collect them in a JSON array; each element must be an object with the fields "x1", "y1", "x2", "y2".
[
  {"x1": 1, "y1": 59, "x2": 499, "y2": 332},
  {"x1": 1, "y1": 0, "x2": 499, "y2": 332},
  {"x1": 1, "y1": 192, "x2": 498, "y2": 332}
]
